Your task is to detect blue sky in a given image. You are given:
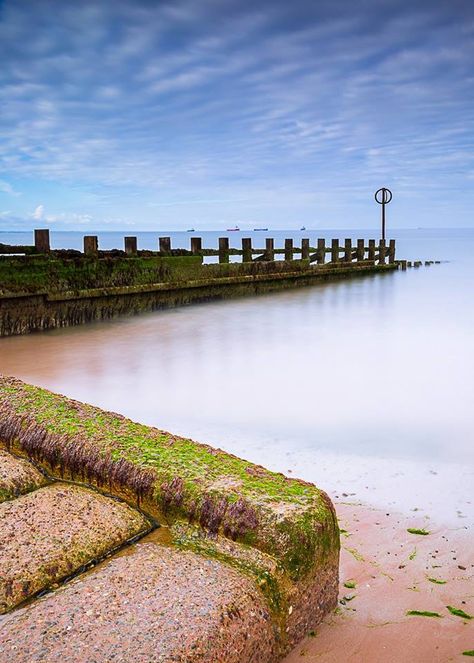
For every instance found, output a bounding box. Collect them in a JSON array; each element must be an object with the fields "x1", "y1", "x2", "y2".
[{"x1": 0, "y1": 0, "x2": 473, "y2": 230}]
